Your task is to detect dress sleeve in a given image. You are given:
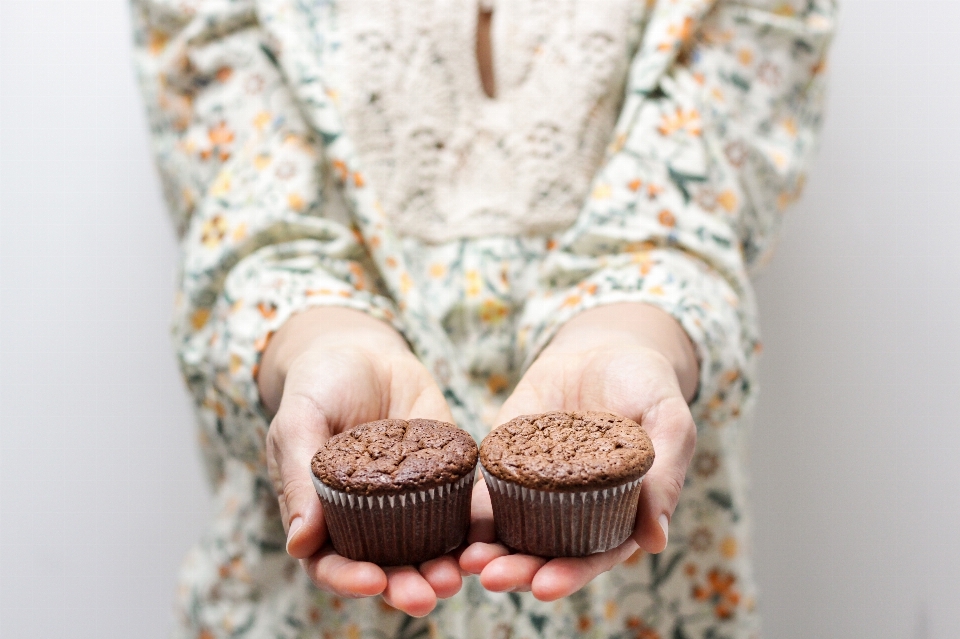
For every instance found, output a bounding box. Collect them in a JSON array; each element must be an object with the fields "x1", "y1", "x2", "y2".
[
  {"x1": 132, "y1": 0, "x2": 403, "y2": 471},
  {"x1": 517, "y1": 0, "x2": 838, "y2": 425}
]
